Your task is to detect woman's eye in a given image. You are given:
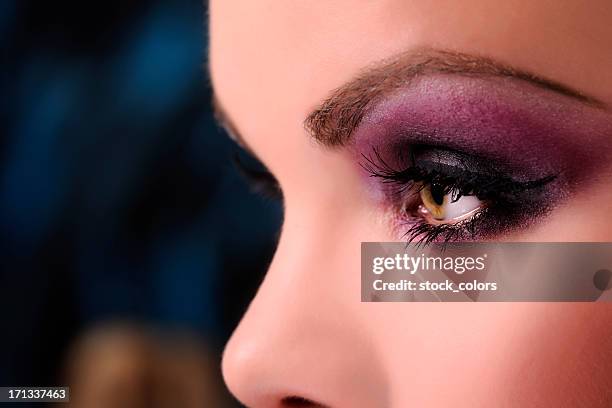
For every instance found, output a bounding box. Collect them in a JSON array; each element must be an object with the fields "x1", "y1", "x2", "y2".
[
  {"x1": 417, "y1": 183, "x2": 484, "y2": 224},
  {"x1": 360, "y1": 145, "x2": 558, "y2": 244}
]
